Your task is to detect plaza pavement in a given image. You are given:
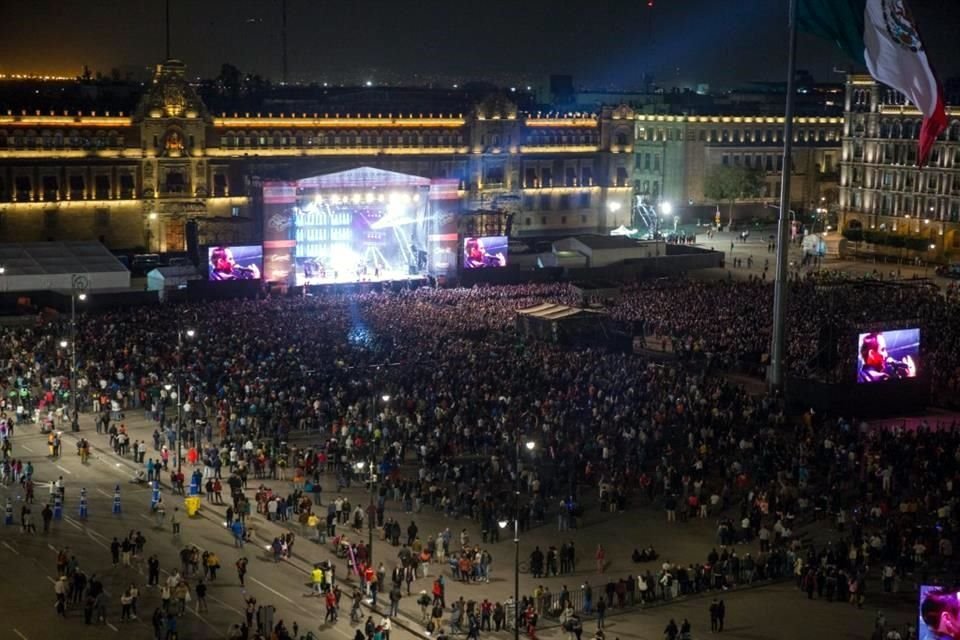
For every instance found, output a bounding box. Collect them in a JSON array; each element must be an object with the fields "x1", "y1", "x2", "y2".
[{"x1": 0, "y1": 406, "x2": 916, "y2": 639}]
